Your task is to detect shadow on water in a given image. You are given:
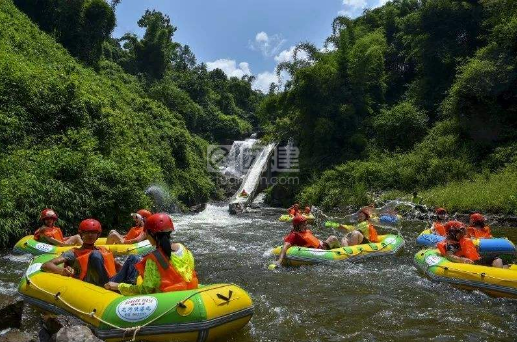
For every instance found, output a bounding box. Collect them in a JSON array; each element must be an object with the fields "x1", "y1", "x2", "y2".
[{"x1": 2, "y1": 204, "x2": 517, "y2": 341}]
